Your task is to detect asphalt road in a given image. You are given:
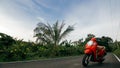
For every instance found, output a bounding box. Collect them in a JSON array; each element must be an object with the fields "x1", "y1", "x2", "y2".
[{"x1": 0, "y1": 53, "x2": 120, "y2": 68}]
